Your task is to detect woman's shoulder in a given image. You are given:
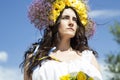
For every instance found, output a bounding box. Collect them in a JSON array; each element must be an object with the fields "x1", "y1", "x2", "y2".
[
  {"x1": 81, "y1": 50, "x2": 93, "y2": 60},
  {"x1": 81, "y1": 50, "x2": 100, "y2": 69},
  {"x1": 82, "y1": 50, "x2": 101, "y2": 71}
]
